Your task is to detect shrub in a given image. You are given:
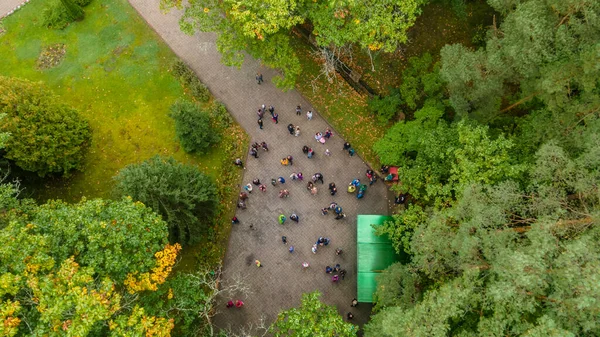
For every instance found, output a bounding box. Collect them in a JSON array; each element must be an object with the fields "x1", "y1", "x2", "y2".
[
  {"x1": 189, "y1": 77, "x2": 210, "y2": 102},
  {"x1": 113, "y1": 156, "x2": 219, "y2": 245},
  {"x1": 210, "y1": 101, "x2": 233, "y2": 128},
  {"x1": 170, "y1": 99, "x2": 220, "y2": 154},
  {"x1": 73, "y1": 0, "x2": 93, "y2": 6},
  {"x1": 0, "y1": 76, "x2": 91, "y2": 177},
  {"x1": 171, "y1": 61, "x2": 189, "y2": 78},
  {"x1": 42, "y1": 0, "x2": 90, "y2": 29},
  {"x1": 472, "y1": 24, "x2": 488, "y2": 48},
  {"x1": 42, "y1": 0, "x2": 71, "y2": 29},
  {"x1": 368, "y1": 89, "x2": 402, "y2": 125},
  {"x1": 171, "y1": 61, "x2": 210, "y2": 102},
  {"x1": 60, "y1": 0, "x2": 84, "y2": 21}
]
